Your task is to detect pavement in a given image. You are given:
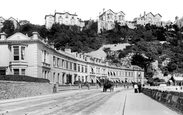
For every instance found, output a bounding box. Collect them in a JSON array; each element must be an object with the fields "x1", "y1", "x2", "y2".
[{"x1": 124, "y1": 90, "x2": 180, "y2": 115}]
